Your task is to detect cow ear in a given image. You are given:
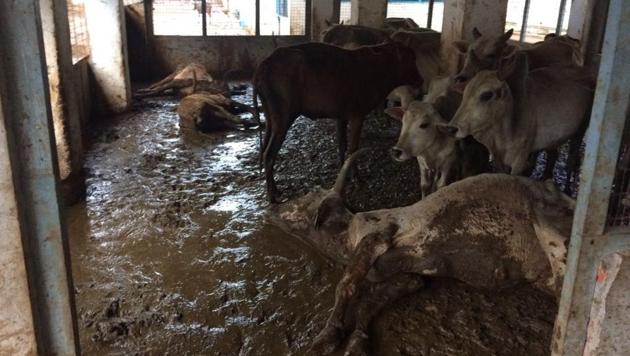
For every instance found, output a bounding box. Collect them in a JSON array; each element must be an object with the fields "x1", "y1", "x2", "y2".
[
  {"x1": 500, "y1": 29, "x2": 514, "y2": 43},
  {"x1": 384, "y1": 107, "x2": 405, "y2": 121},
  {"x1": 498, "y1": 51, "x2": 528, "y2": 81},
  {"x1": 472, "y1": 27, "x2": 482, "y2": 39},
  {"x1": 452, "y1": 40, "x2": 469, "y2": 54}
]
